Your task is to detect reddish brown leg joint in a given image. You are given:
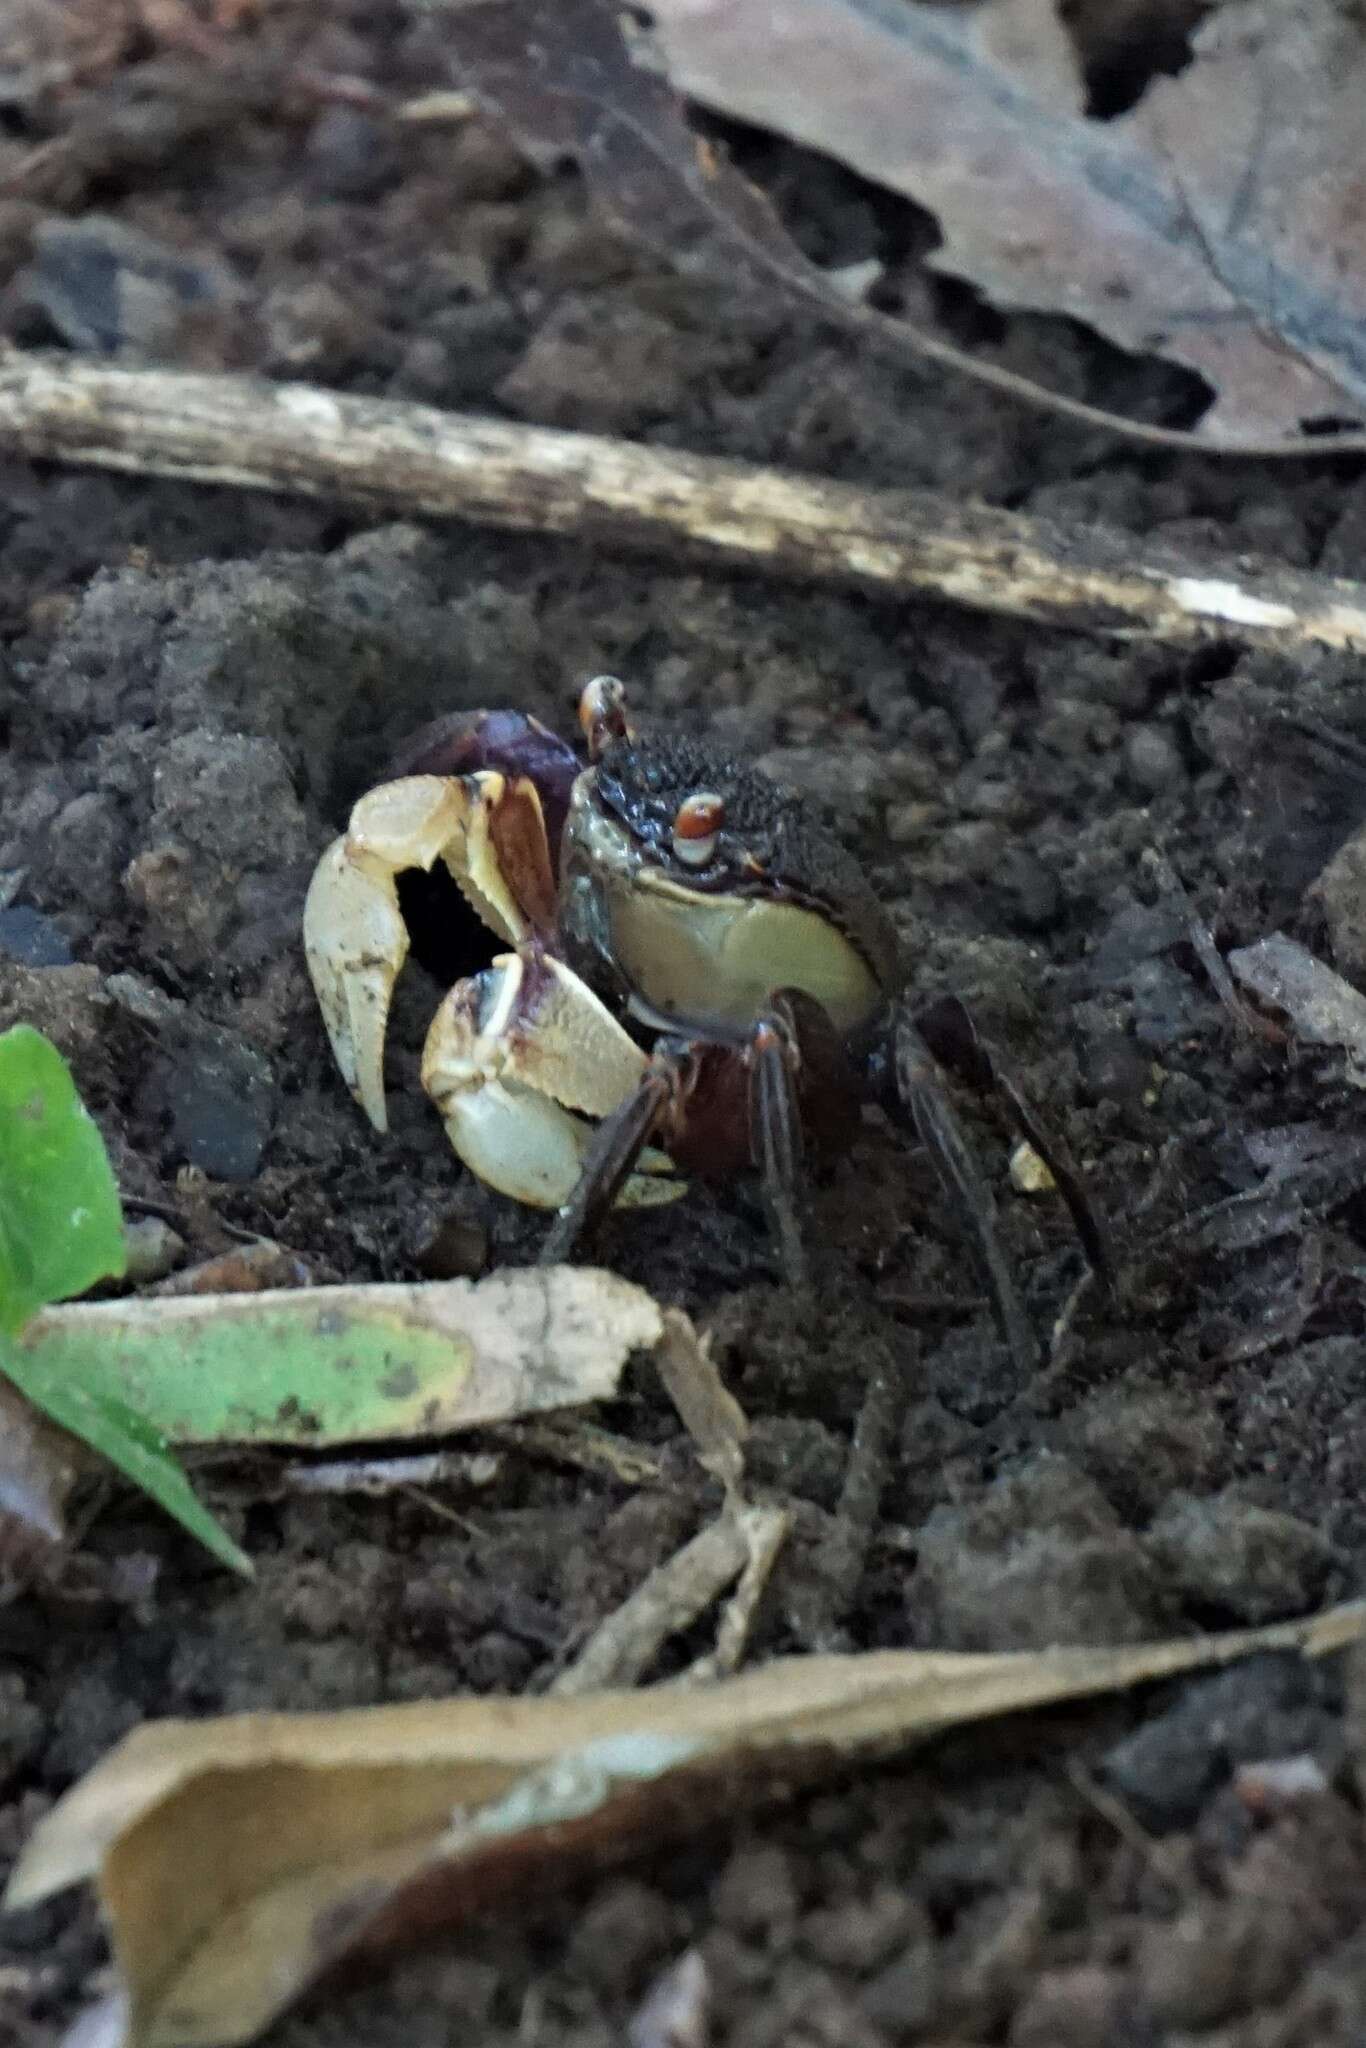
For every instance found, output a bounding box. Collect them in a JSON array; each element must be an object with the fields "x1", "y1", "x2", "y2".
[{"x1": 748, "y1": 999, "x2": 809, "y2": 1290}]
